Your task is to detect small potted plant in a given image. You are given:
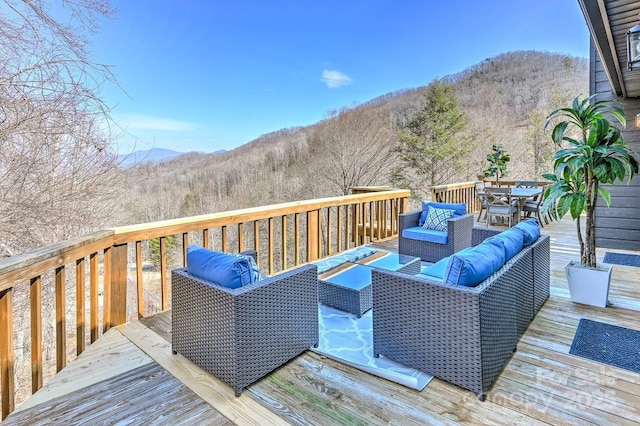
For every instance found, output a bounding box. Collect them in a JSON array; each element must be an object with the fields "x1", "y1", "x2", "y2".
[
  {"x1": 483, "y1": 144, "x2": 510, "y2": 186},
  {"x1": 543, "y1": 95, "x2": 639, "y2": 307}
]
